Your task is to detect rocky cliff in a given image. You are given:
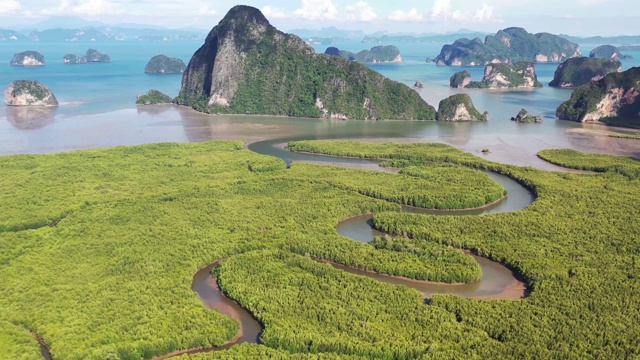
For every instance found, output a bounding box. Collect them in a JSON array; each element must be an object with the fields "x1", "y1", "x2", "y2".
[
  {"x1": 557, "y1": 67, "x2": 640, "y2": 127},
  {"x1": 589, "y1": 45, "x2": 632, "y2": 60},
  {"x1": 549, "y1": 57, "x2": 622, "y2": 88},
  {"x1": 437, "y1": 94, "x2": 488, "y2": 121},
  {"x1": 145, "y1": 55, "x2": 186, "y2": 73},
  {"x1": 10, "y1": 51, "x2": 45, "y2": 66},
  {"x1": 435, "y1": 27, "x2": 580, "y2": 66},
  {"x1": 178, "y1": 6, "x2": 434, "y2": 120},
  {"x1": 4, "y1": 80, "x2": 58, "y2": 106},
  {"x1": 326, "y1": 45, "x2": 403, "y2": 64},
  {"x1": 449, "y1": 62, "x2": 542, "y2": 89}
]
